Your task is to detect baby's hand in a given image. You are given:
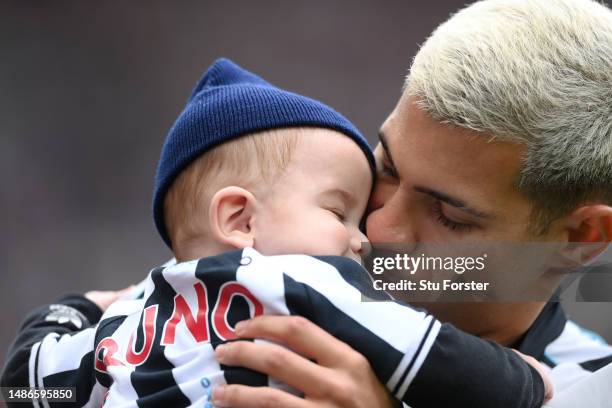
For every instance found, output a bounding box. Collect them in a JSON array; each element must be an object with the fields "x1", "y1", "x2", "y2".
[
  {"x1": 85, "y1": 285, "x2": 135, "y2": 312},
  {"x1": 513, "y1": 349, "x2": 554, "y2": 402}
]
